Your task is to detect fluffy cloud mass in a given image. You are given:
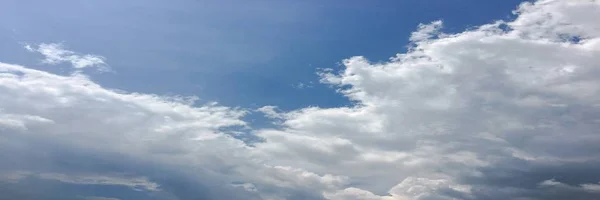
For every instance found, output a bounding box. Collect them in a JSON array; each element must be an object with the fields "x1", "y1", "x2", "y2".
[{"x1": 1, "y1": 0, "x2": 600, "y2": 199}]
